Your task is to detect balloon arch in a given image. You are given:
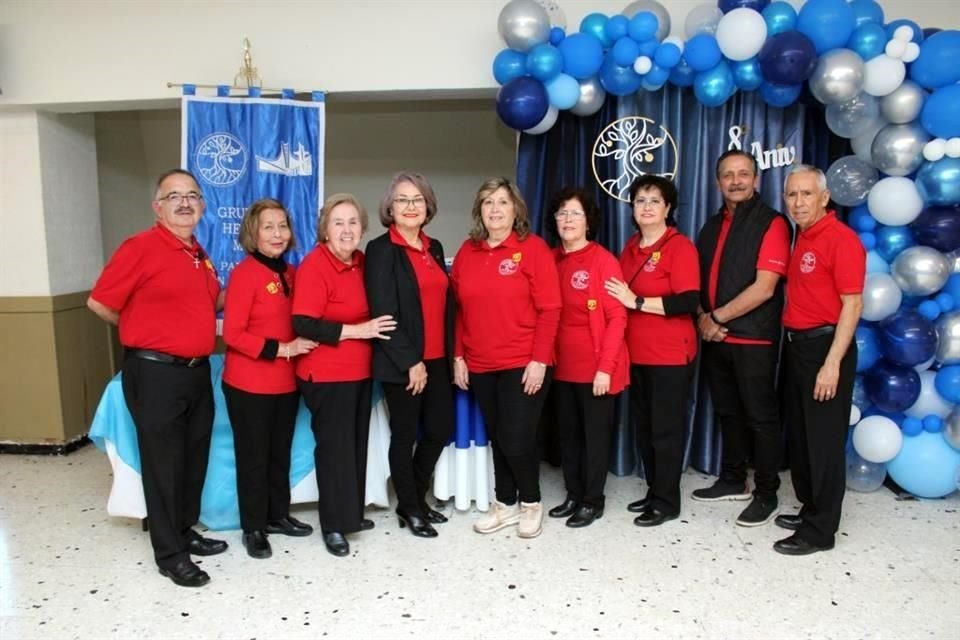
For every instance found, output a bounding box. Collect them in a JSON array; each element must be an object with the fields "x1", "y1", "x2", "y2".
[{"x1": 491, "y1": 0, "x2": 960, "y2": 498}]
